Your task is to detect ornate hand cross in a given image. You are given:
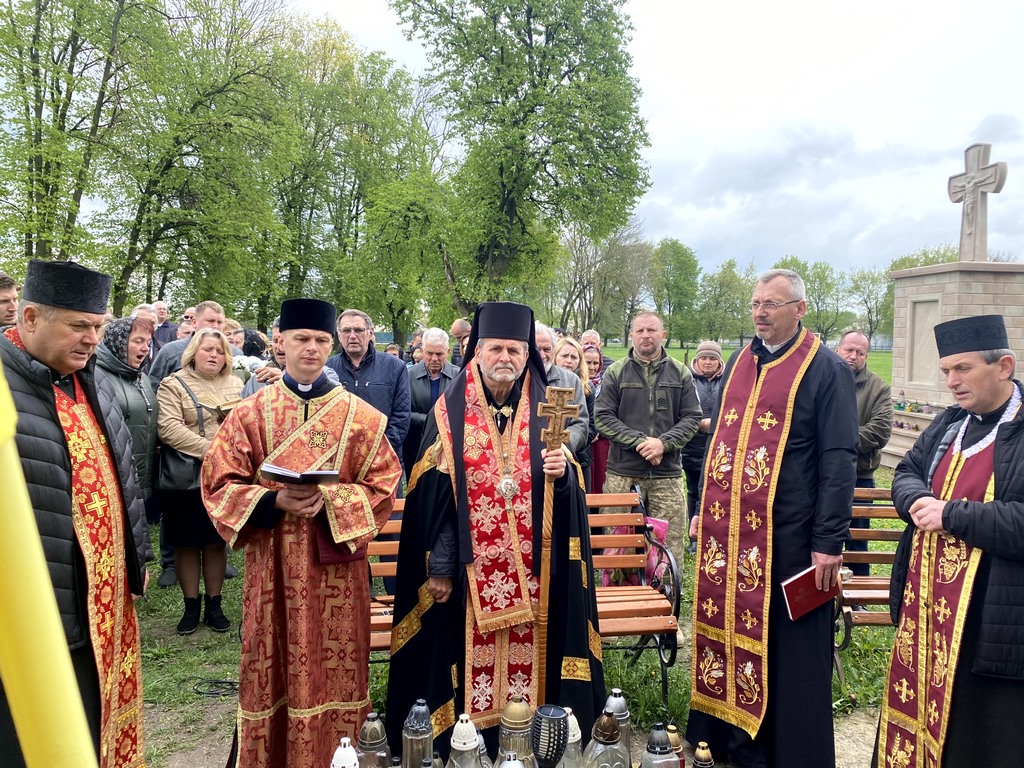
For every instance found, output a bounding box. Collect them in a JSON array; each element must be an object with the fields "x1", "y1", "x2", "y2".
[
  {"x1": 537, "y1": 386, "x2": 579, "y2": 453},
  {"x1": 948, "y1": 143, "x2": 1007, "y2": 262}
]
